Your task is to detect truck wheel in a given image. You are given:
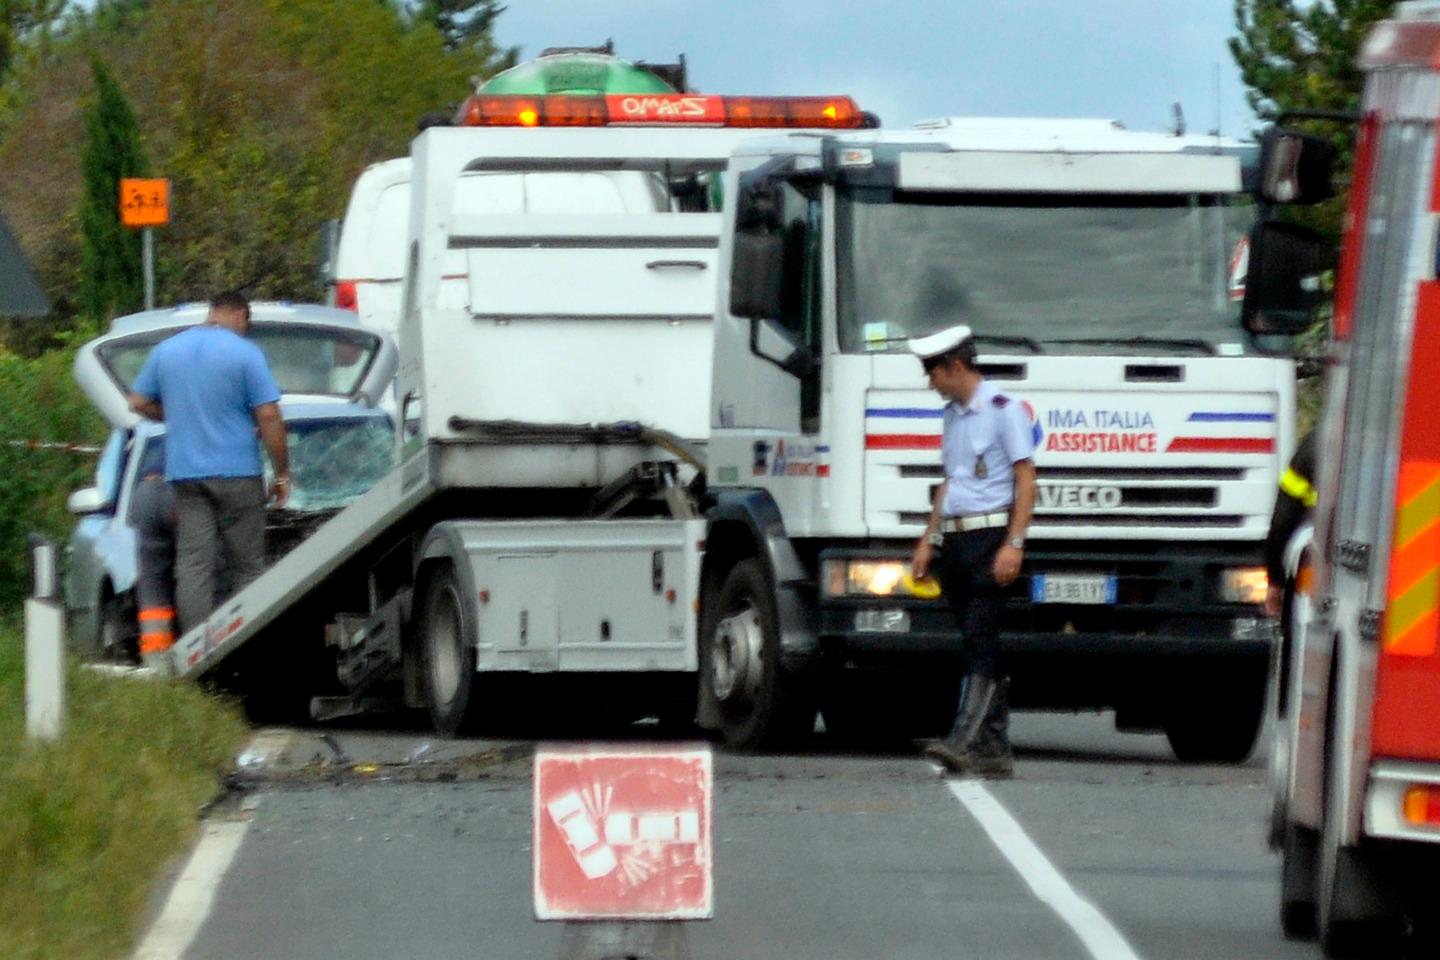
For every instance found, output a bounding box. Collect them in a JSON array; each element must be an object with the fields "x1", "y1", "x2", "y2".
[
  {"x1": 1315, "y1": 684, "x2": 1403, "y2": 957},
  {"x1": 700, "y1": 558, "x2": 813, "y2": 750},
  {"x1": 1163, "y1": 664, "x2": 1266, "y2": 763},
  {"x1": 419, "y1": 562, "x2": 481, "y2": 737},
  {"x1": 1279, "y1": 824, "x2": 1318, "y2": 940}
]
